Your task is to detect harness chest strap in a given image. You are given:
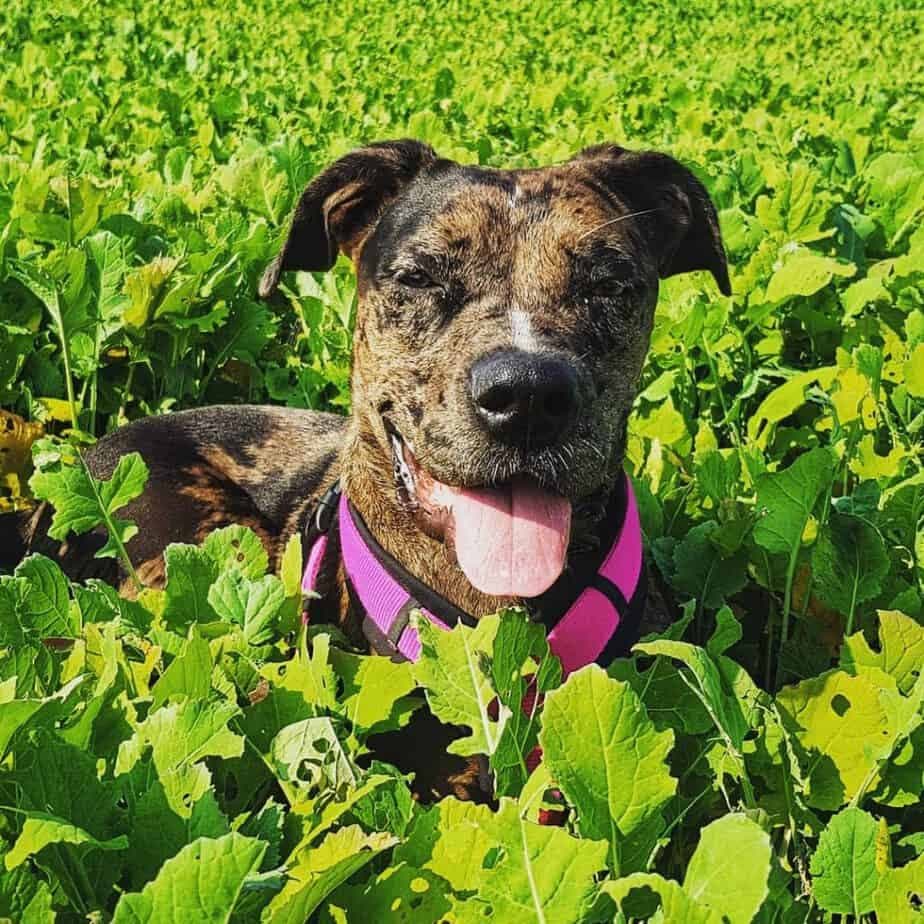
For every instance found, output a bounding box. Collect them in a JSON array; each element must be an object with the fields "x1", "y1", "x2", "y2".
[{"x1": 301, "y1": 472, "x2": 645, "y2": 675}]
